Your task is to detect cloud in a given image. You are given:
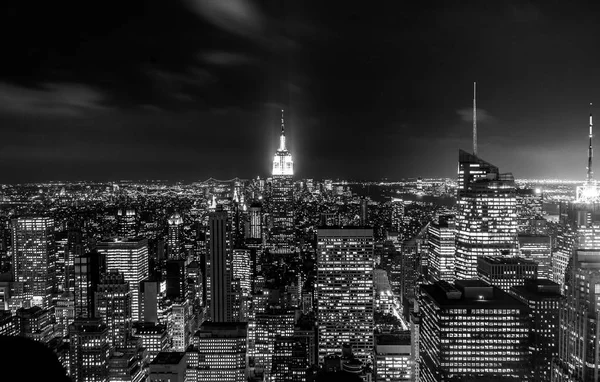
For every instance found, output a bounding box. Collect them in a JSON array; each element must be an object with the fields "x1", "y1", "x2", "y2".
[
  {"x1": 456, "y1": 108, "x2": 495, "y2": 123},
  {"x1": 200, "y1": 51, "x2": 257, "y2": 66},
  {"x1": 185, "y1": 0, "x2": 264, "y2": 40},
  {"x1": 0, "y1": 82, "x2": 106, "y2": 117}
]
